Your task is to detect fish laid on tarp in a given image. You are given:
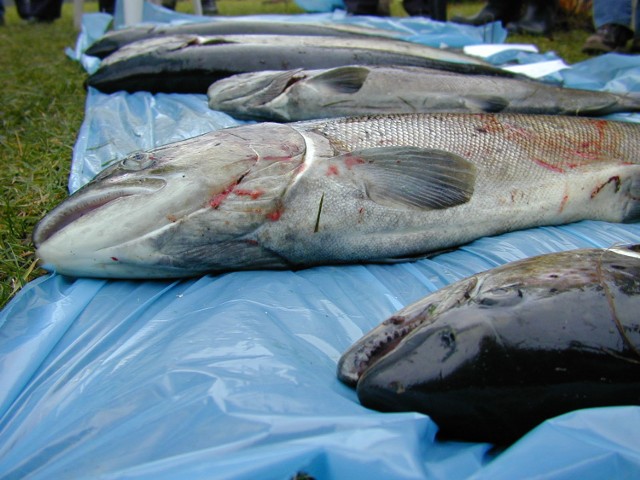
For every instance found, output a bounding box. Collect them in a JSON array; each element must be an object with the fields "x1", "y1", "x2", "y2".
[
  {"x1": 85, "y1": 20, "x2": 404, "y2": 59},
  {"x1": 337, "y1": 245, "x2": 640, "y2": 445},
  {"x1": 207, "y1": 65, "x2": 640, "y2": 121},
  {"x1": 33, "y1": 113, "x2": 640, "y2": 279},
  {"x1": 86, "y1": 34, "x2": 509, "y2": 94}
]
